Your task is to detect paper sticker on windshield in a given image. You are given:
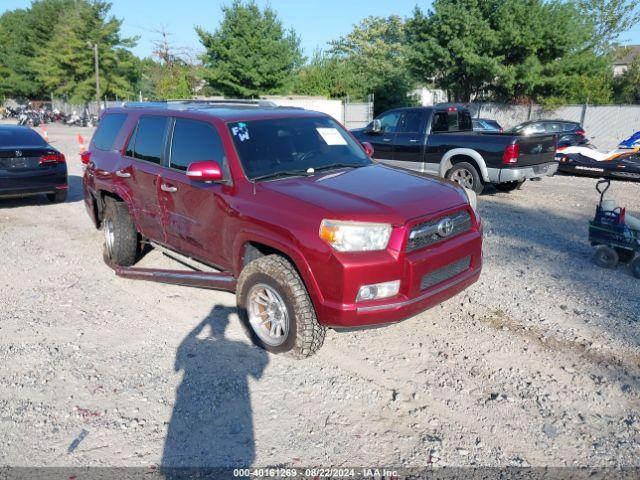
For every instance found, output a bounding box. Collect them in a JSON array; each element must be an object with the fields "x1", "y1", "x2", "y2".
[
  {"x1": 231, "y1": 123, "x2": 250, "y2": 142},
  {"x1": 316, "y1": 128, "x2": 348, "y2": 146}
]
